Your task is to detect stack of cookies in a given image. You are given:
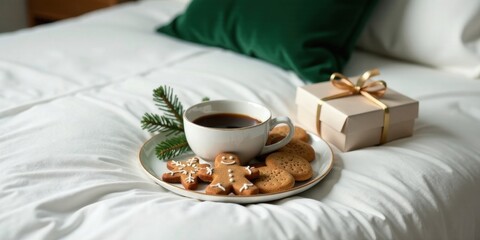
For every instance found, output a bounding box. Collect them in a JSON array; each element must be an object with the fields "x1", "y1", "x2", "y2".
[
  {"x1": 254, "y1": 125, "x2": 315, "y2": 194},
  {"x1": 160, "y1": 125, "x2": 316, "y2": 196}
]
